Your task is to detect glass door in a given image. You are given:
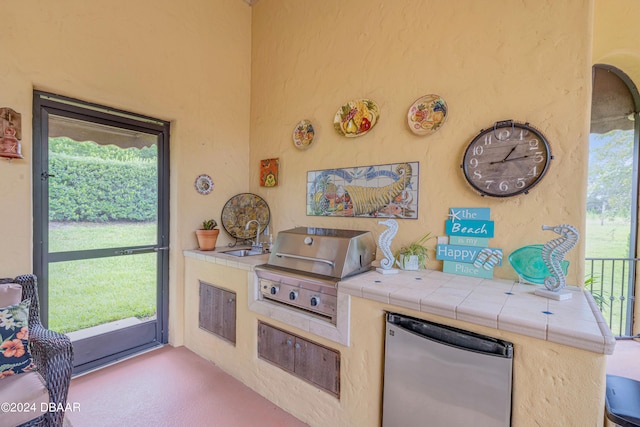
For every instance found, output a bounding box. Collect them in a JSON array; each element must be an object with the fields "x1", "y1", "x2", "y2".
[{"x1": 33, "y1": 92, "x2": 169, "y2": 373}]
